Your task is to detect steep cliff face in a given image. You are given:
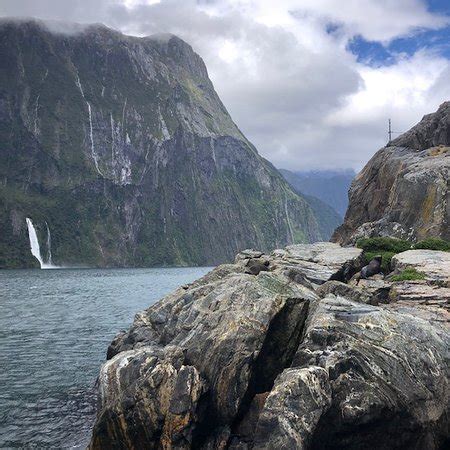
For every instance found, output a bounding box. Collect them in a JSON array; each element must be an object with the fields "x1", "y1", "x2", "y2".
[
  {"x1": 0, "y1": 19, "x2": 324, "y2": 268},
  {"x1": 333, "y1": 103, "x2": 450, "y2": 245}
]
